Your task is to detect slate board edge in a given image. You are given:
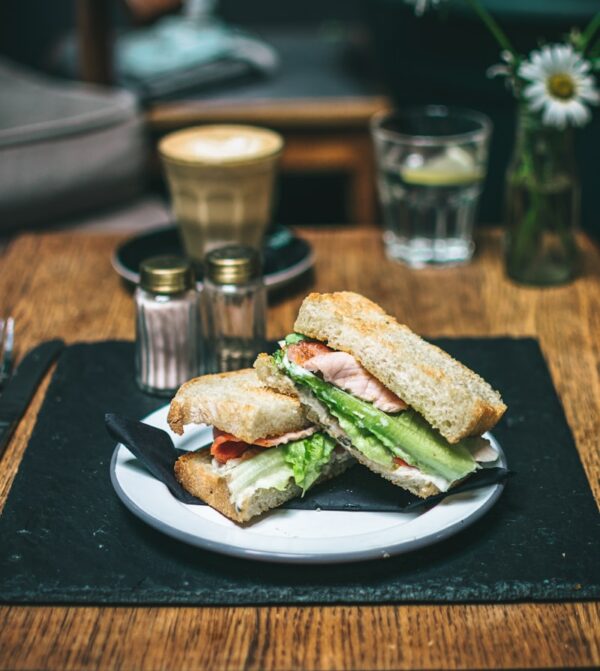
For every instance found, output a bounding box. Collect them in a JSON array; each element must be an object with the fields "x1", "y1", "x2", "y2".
[{"x1": 1, "y1": 580, "x2": 598, "y2": 606}]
